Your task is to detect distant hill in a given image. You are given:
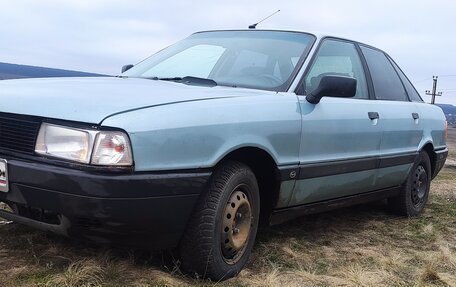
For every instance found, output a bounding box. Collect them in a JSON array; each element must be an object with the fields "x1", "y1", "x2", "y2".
[
  {"x1": 436, "y1": 104, "x2": 456, "y2": 126},
  {"x1": 0, "y1": 62, "x2": 105, "y2": 80}
]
